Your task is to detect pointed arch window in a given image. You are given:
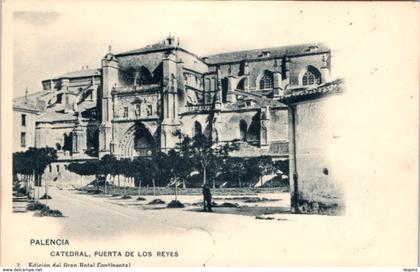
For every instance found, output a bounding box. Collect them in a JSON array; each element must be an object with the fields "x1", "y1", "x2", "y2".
[
  {"x1": 302, "y1": 71, "x2": 315, "y2": 86},
  {"x1": 259, "y1": 72, "x2": 273, "y2": 90},
  {"x1": 193, "y1": 121, "x2": 202, "y2": 137},
  {"x1": 302, "y1": 67, "x2": 322, "y2": 86}
]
